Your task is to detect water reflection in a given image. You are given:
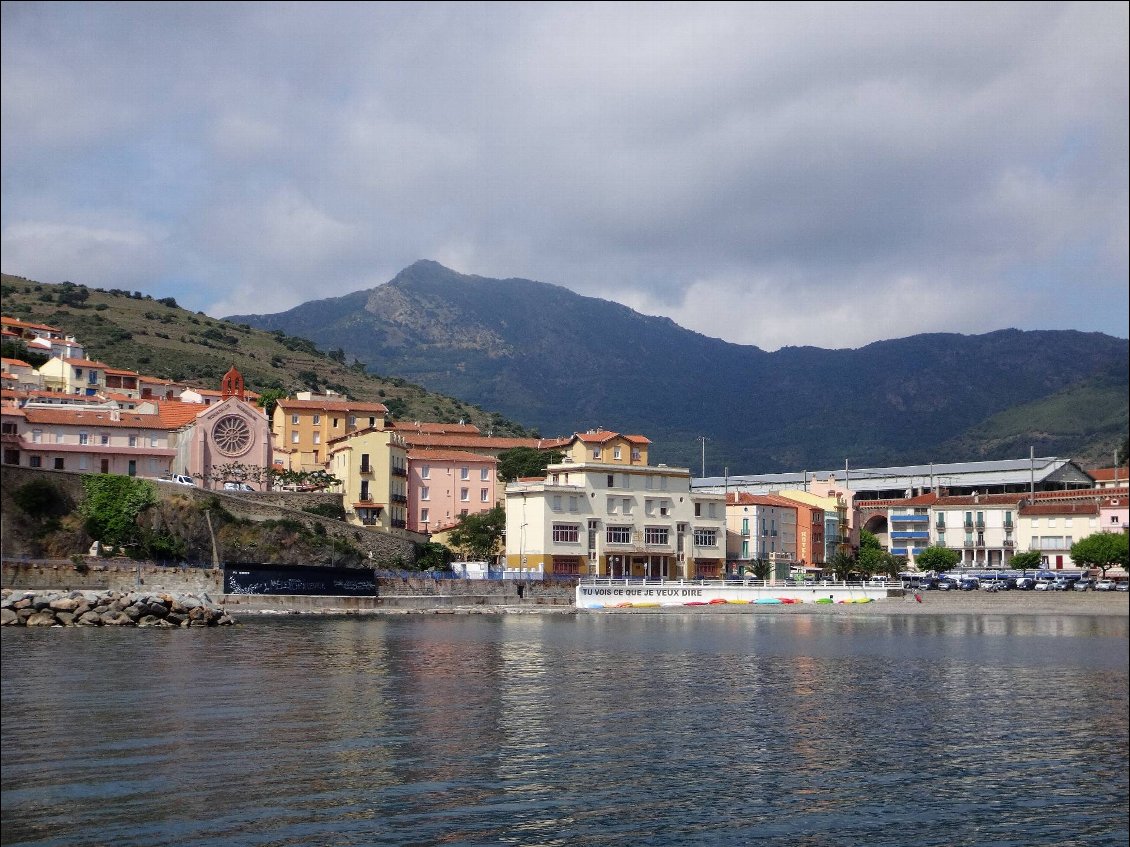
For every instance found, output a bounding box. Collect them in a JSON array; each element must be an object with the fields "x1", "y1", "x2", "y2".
[{"x1": 2, "y1": 613, "x2": 1127, "y2": 847}]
